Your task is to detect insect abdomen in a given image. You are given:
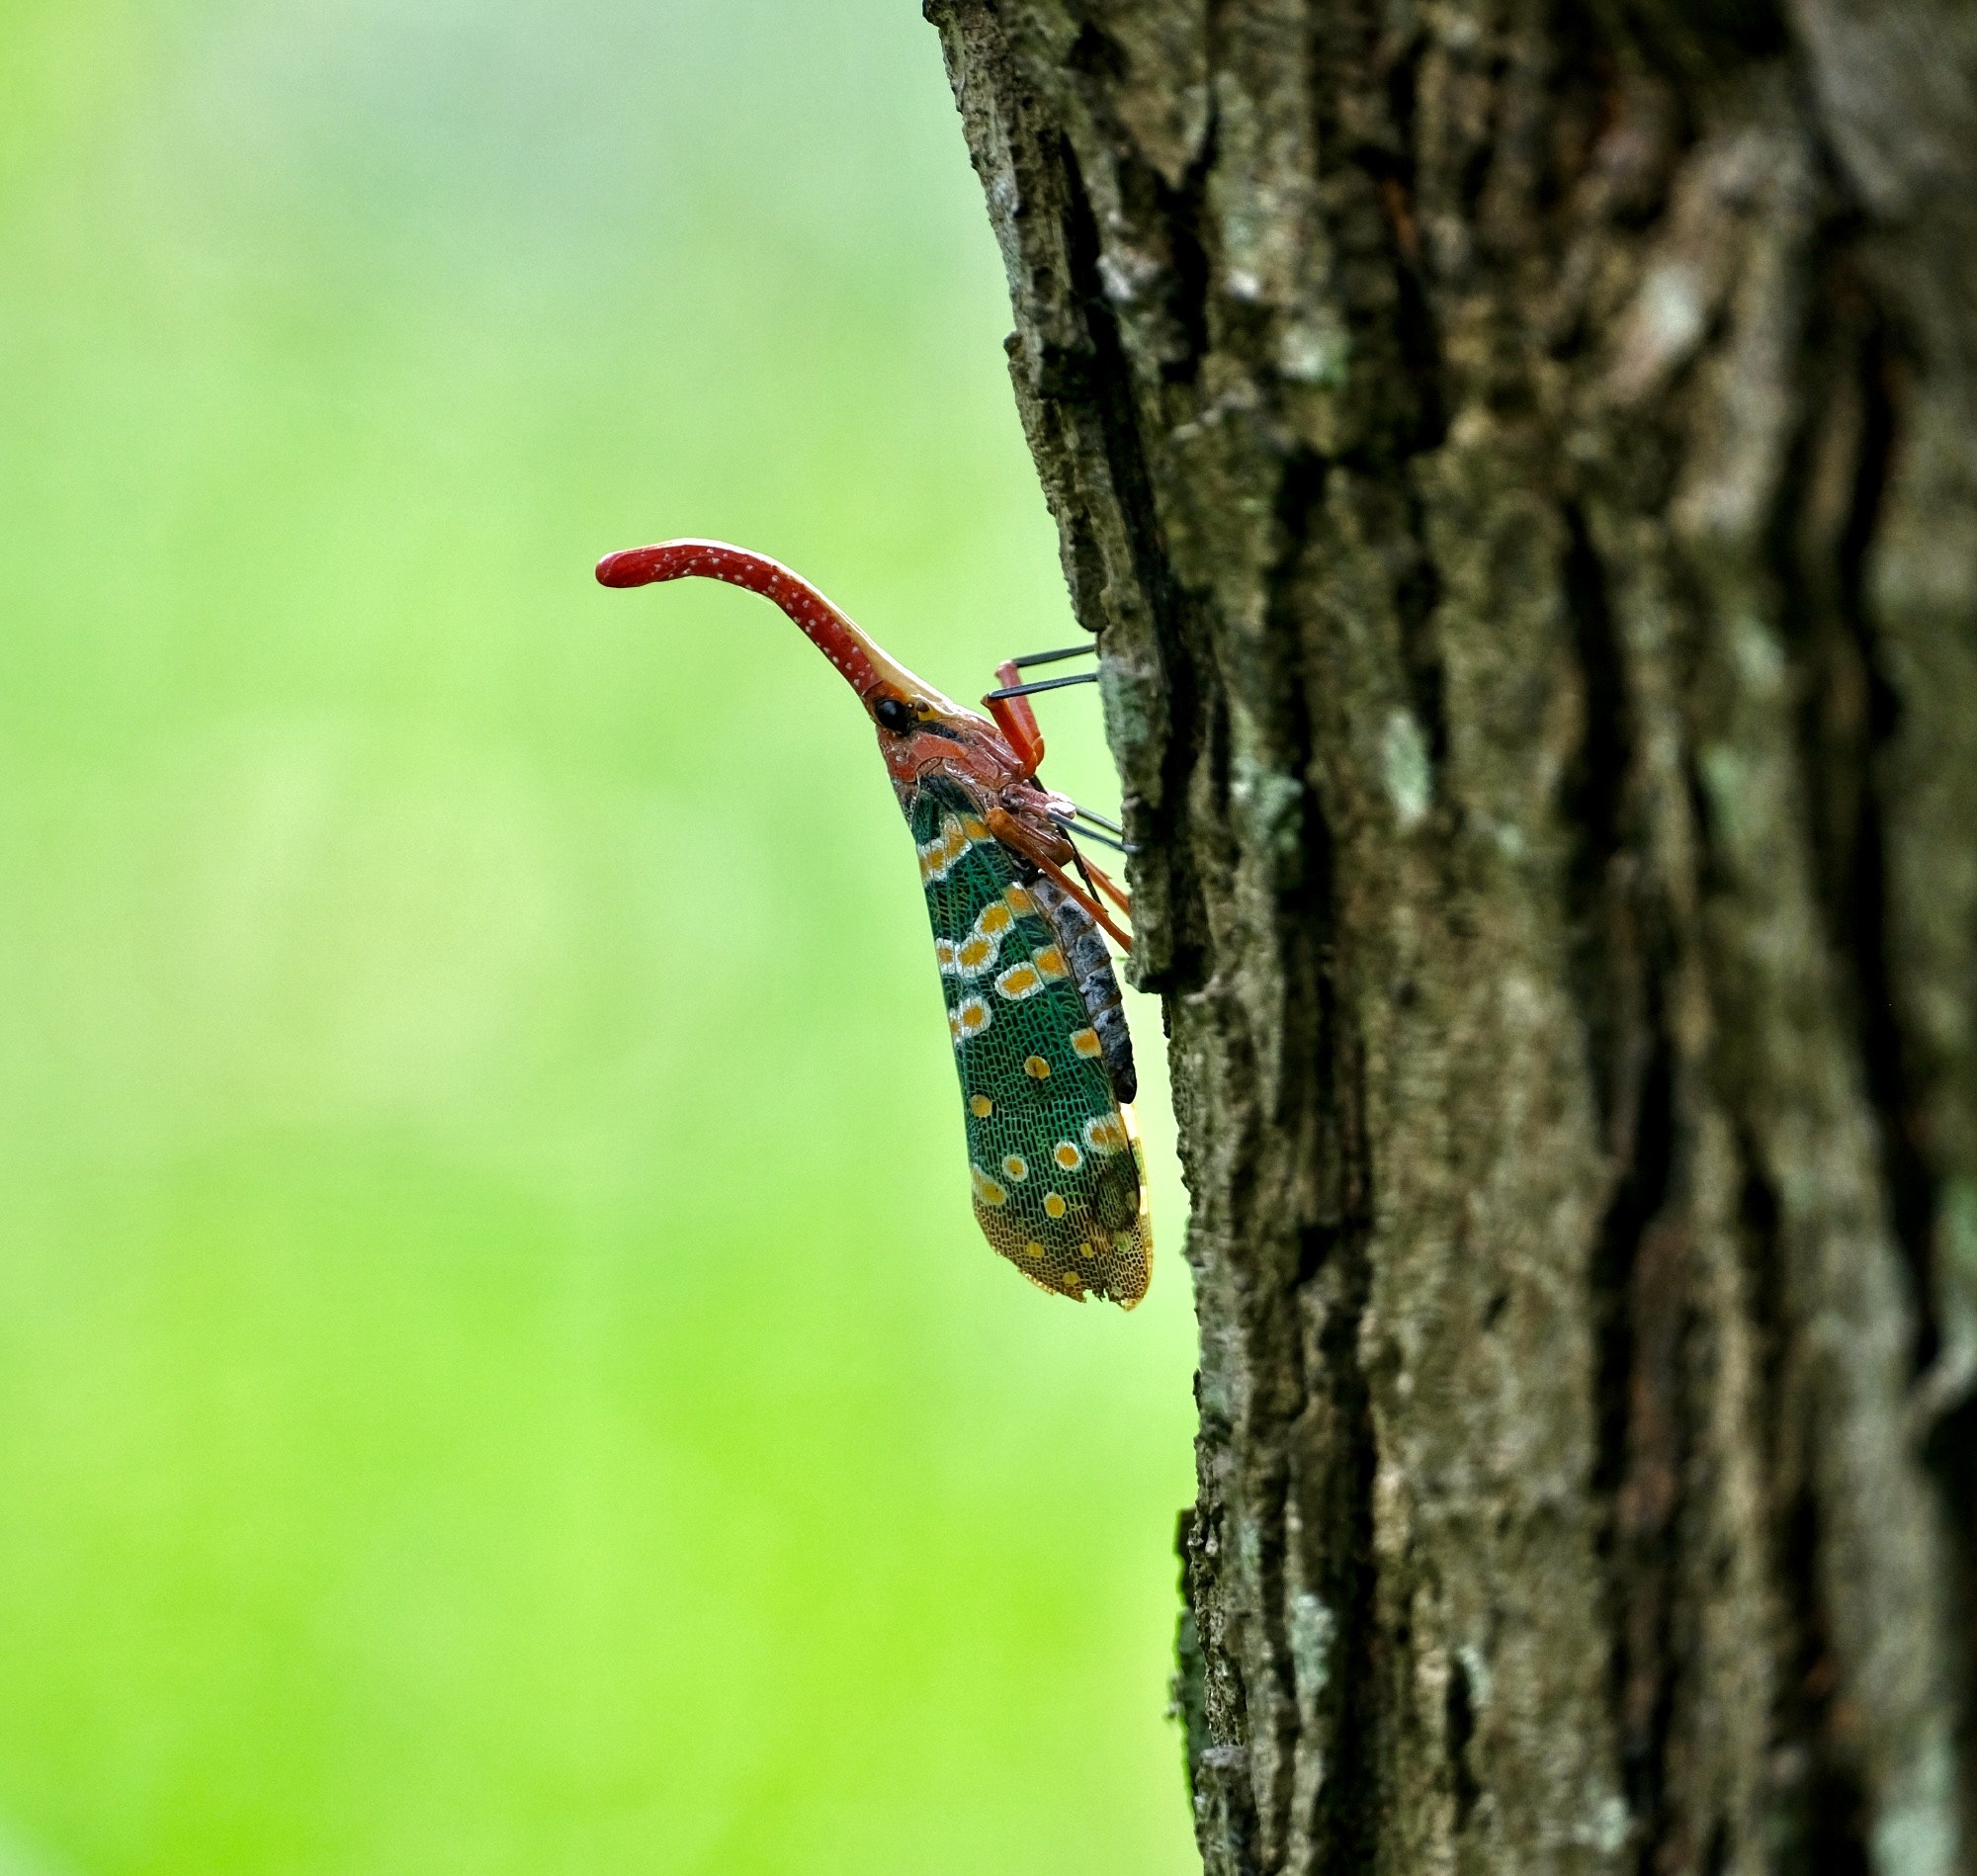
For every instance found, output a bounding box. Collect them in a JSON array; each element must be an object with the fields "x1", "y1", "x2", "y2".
[{"x1": 1027, "y1": 873, "x2": 1135, "y2": 1103}]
